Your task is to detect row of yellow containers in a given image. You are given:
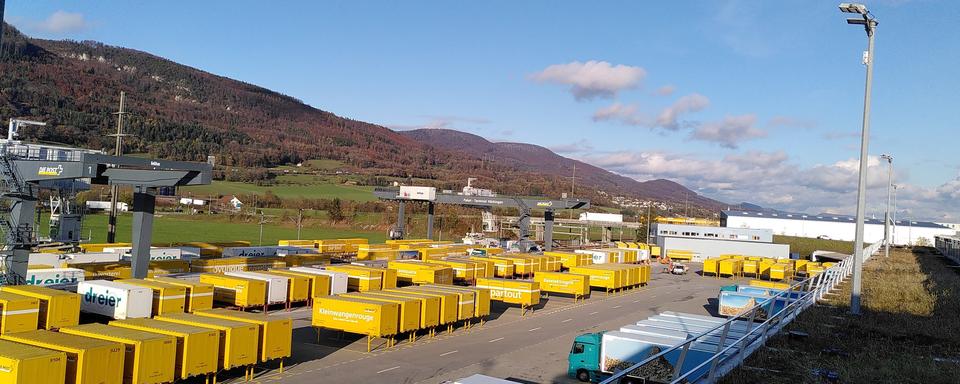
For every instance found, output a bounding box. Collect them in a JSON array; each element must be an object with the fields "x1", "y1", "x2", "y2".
[
  {"x1": 0, "y1": 286, "x2": 80, "y2": 331},
  {"x1": 78, "y1": 241, "x2": 251, "y2": 257},
  {"x1": 313, "y1": 285, "x2": 490, "y2": 351},
  {"x1": 325, "y1": 265, "x2": 397, "y2": 291},
  {"x1": 189, "y1": 255, "x2": 330, "y2": 273},
  {"x1": 543, "y1": 251, "x2": 593, "y2": 269},
  {"x1": 198, "y1": 269, "x2": 334, "y2": 309},
  {"x1": 278, "y1": 238, "x2": 368, "y2": 254},
  {"x1": 61, "y1": 260, "x2": 191, "y2": 280},
  {"x1": 705, "y1": 257, "x2": 828, "y2": 280},
  {"x1": 483, "y1": 253, "x2": 562, "y2": 276},
  {"x1": 567, "y1": 264, "x2": 651, "y2": 293},
  {"x1": 614, "y1": 241, "x2": 653, "y2": 250},
  {"x1": 0, "y1": 305, "x2": 293, "y2": 384},
  {"x1": 665, "y1": 249, "x2": 696, "y2": 261}
]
